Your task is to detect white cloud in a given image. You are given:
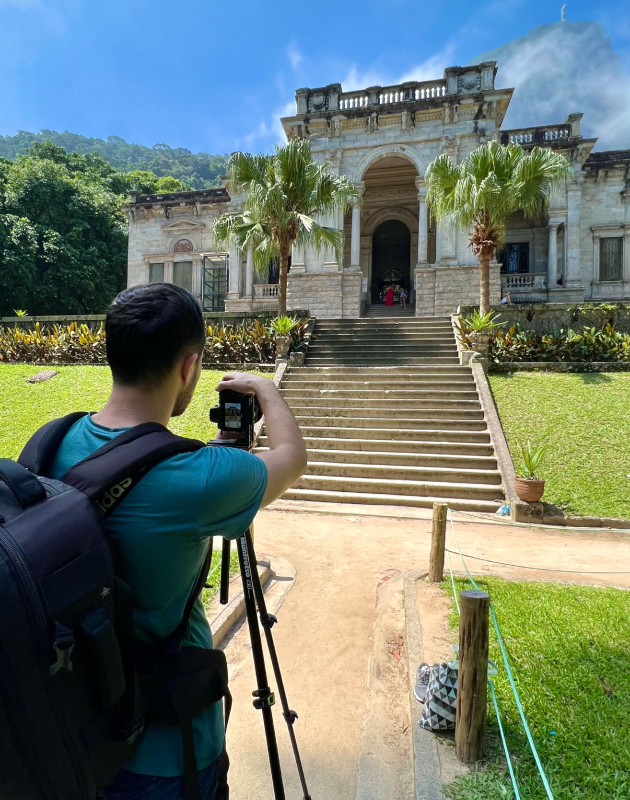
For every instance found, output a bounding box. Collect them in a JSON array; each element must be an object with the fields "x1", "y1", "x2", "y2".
[
  {"x1": 340, "y1": 45, "x2": 455, "y2": 91},
  {"x1": 287, "y1": 43, "x2": 303, "y2": 71},
  {"x1": 469, "y1": 20, "x2": 630, "y2": 150}
]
